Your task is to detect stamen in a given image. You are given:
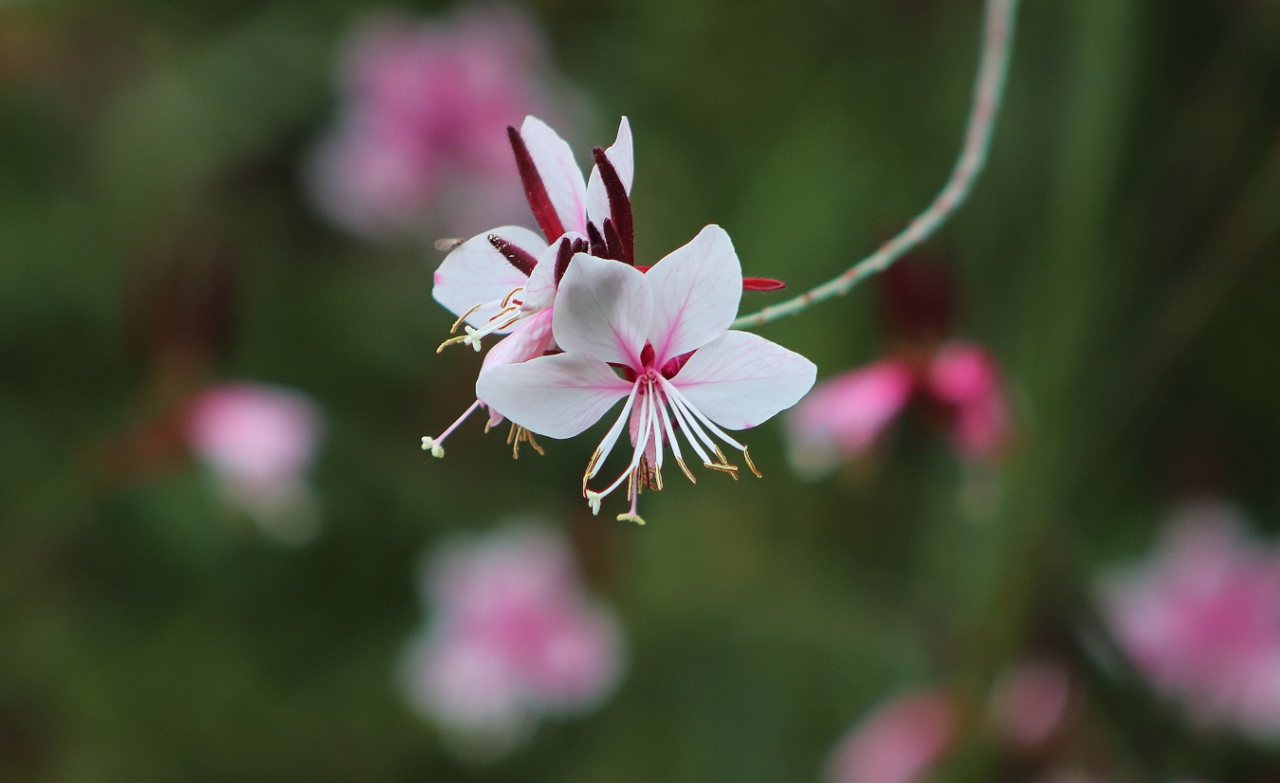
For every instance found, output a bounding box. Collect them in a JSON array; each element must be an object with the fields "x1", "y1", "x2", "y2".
[
  {"x1": 662, "y1": 383, "x2": 714, "y2": 467},
  {"x1": 434, "y1": 237, "x2": 464, "y2": 252},
  {"x1": 507, "y1": 126, "x2": 566, "y2": 242},
  {"x1": 665, "y1": 382, "x2": 761, "y2": 477},
  {"x1": 421, "y1": 400, "x2": 484, "y2": 459},
  {"x1": 507, "y1": 425, "x2": 544, "y2": 459},
  {"x1": 450, "y1": 303, "x2": 484, "y2": 334},
  {"x1": 660, "y1": 378, "x2": 749, "y2": 478},
  {"x1": 675, "y1": 457, "x2": 697, "y2": 484},
  {"x1": 583, "y1": 383, "x2": 640, "y2": 492},
  {"x1": 500, "y1": 288, "x2": 523, "y2": 309},
  {"x1": 704, "y1": 462, "x2": 740, "y2": 480},
  {"x1": 662, "y1": 381, "x2": 719, "y2": 462},
  {"x1": 653, "y1": 387, "x2": 698, "y2": 485},
  {"x1": 438, "y1": 291, "x2": 526, "y2": 352},
  {"x1": 586, "y1": 385, "x2": 655, "y2": 512},
  {"x1": 646, "y1": 380, "x2": 665, "y2": 473},
  {"x1": 712, "y1": 445, "x2": 739, "y2": 472},
  {"x1": 437, "y1": 331, "x2": 475, "y2": 353}
]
